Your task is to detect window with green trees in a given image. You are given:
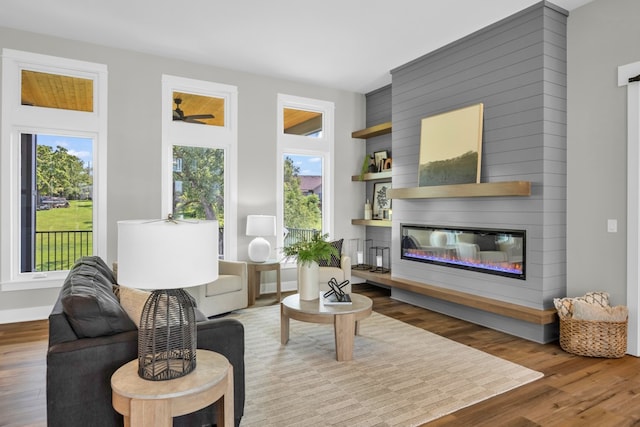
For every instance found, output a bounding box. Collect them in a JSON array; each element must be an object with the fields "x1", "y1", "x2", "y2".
[
  {"x1": 283, "y1": 154, "x2": 323, "y2": 246},
  {"x1": 22, "y1": 134, "x2": 94, "y2": 272}
]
